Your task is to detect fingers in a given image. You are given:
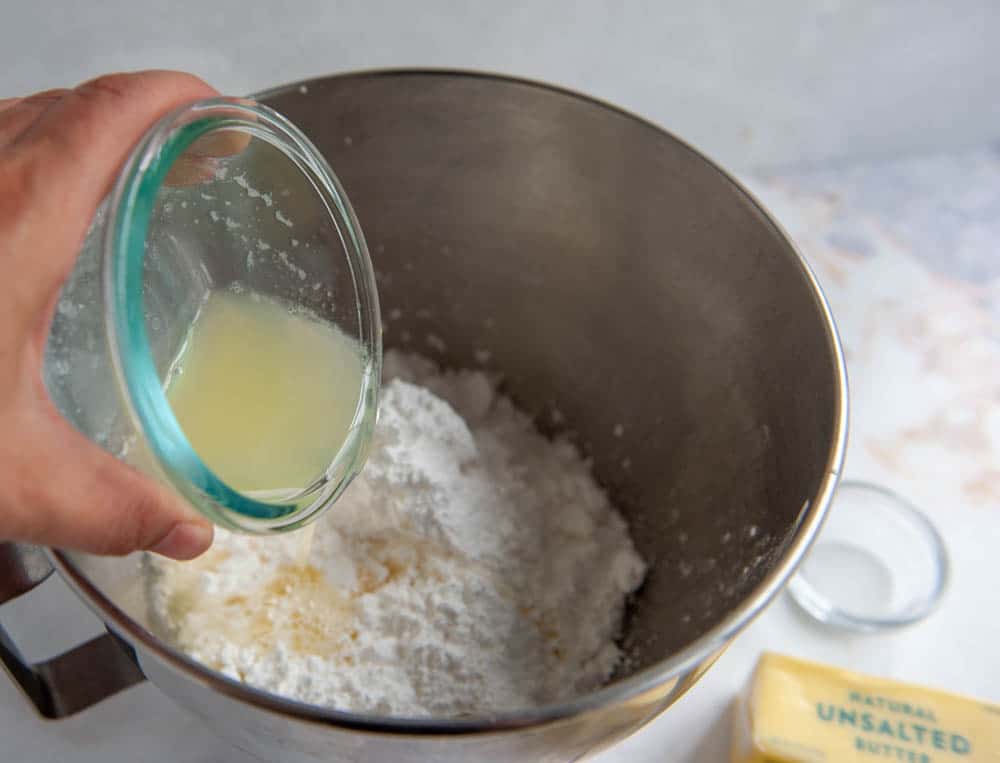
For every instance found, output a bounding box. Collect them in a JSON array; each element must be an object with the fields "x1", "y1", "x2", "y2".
[
  {"x1": 163, "y1": 117, "x2": 254, "y2": 187},
  {"x1": 4, "y1": 402, "x2": 213, "y2": 559},
  {"x1": 0, "y1": 89, "x2": 71, "y2": 145},
  {"x1": 18, "y1": 70, "x2": 217, "y2": 163},
  {"x1": 186, "y1": 127, "x2": 253, "y2": 158},
  {"x1": 164, "y1": 155, "x2": 220, "y2": 187},
  {"x1": 0, "y1": 72, "x2": 229, "y2": 561},
  {"x1": 3, "y1": 71, "x2": 219, "y2": 310}
]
